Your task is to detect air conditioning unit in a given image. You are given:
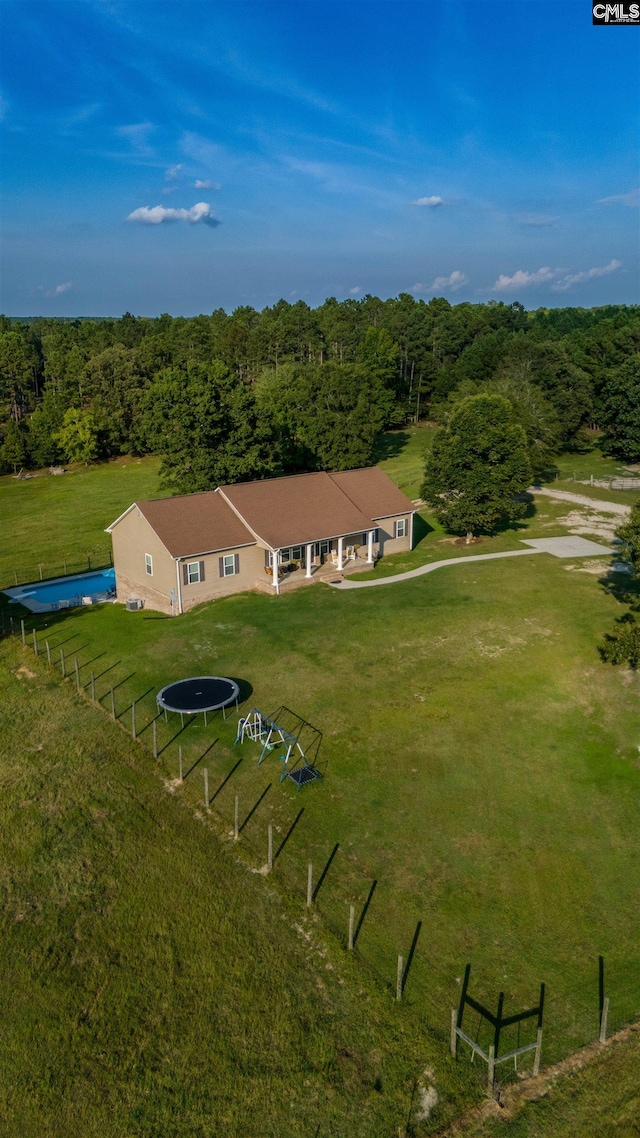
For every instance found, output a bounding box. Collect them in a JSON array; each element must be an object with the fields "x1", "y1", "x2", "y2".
[{"x1": 126, "y1": 598, "x2": 144, "y2": 611}]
